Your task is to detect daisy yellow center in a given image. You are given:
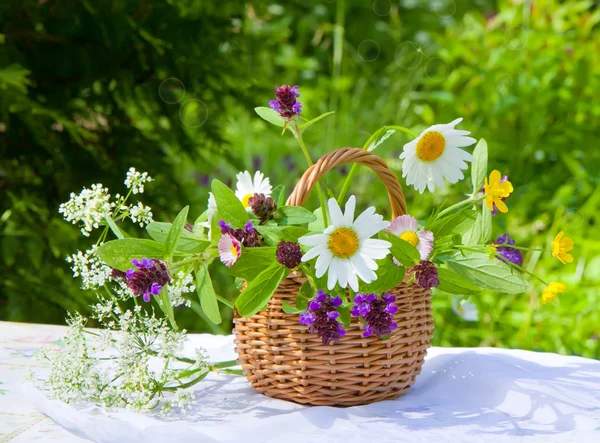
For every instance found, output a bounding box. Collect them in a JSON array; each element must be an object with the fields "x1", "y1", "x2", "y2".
[
  {"x1": 416, "y1": 131, "x2": 445, "y2": 162},
  {"x1": 328, "y1": 228, "x2": 359, "y2": 258},
  {"x1": 230, "y1": 245, "x2": 237, "y2": 256},
  {"x1": 241, "y1": 193, "x2": 253, "y2": 208},
  {"x1": 399, "y1": 231, "x2": 419, "y2": 247}
]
